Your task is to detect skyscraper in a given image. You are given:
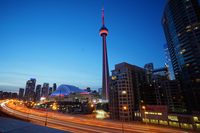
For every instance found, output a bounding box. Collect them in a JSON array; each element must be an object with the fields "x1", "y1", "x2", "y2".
[
  {"x1": 41, "y1": 83, "x2": 49, "y2": 97},
  {"x1": 0, "y1": 91, "x2": 3, "y2": 99},
  {"x1": 18, "y1": 88, "x2": 24, "y2": 100},
  {"x1": 49, "y1": 87, "x2": 53, "y2": 95},
  {"x1": 35, "y1": 85, "x2": 41, "y2": 101},
  {"x1": 162, "y1": 0, "x2": 200, "y2": 112},
  {"x1": 53, "y1": 83, "x2": 57, "y2": 92},
  {"x1": 24, "y1": 78, "x2": 36, "y2": 101},
  {"x1": 99, "y1": 6, "x2": 109, "y2": 101}
]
